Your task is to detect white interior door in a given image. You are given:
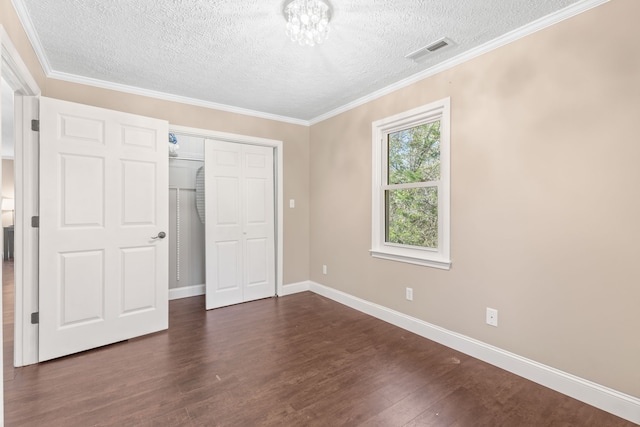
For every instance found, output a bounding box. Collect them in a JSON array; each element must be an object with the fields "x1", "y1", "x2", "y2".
[
  {"x1": 205, "y1": 140, "x2": 275, "y2": 309},
  {"x1": 39, "y1": 97, "x2": 169, "y2": 362}
]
